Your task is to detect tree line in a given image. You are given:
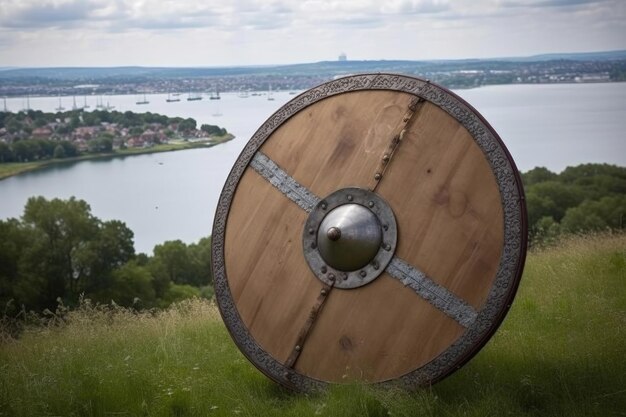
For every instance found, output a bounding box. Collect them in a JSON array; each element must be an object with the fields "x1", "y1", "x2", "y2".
[
  {"x1": 0, "y1": 109, "x2": 196, "y2": 133},
  {"x1": 0, "y1": 197, "x2": 213, "y2": 317},
  {"x1": 523, "y1": 163, "x2": 625, "y2": 245},
  {"x1": 1, "y1": 163, "x2": 623, "y2": 317}
]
